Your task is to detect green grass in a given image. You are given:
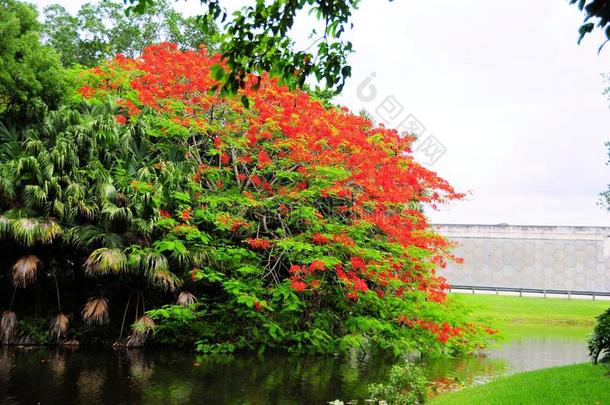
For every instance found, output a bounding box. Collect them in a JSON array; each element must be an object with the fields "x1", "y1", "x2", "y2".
[
  {"x1": 451, "y1": 293, "x2": 609, "y2": 326},
  {"x1": 429, "y1": 363, "x2": 610, "y2": 405}
]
